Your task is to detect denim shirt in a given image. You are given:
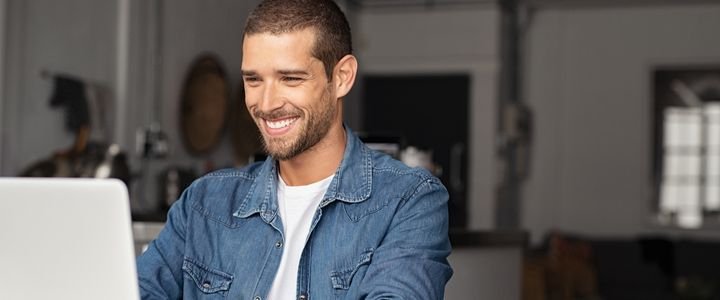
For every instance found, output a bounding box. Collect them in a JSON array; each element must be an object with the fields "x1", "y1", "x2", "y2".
[{"x1": 136, "y1": 127, "x2": 453, "y2": 299}]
